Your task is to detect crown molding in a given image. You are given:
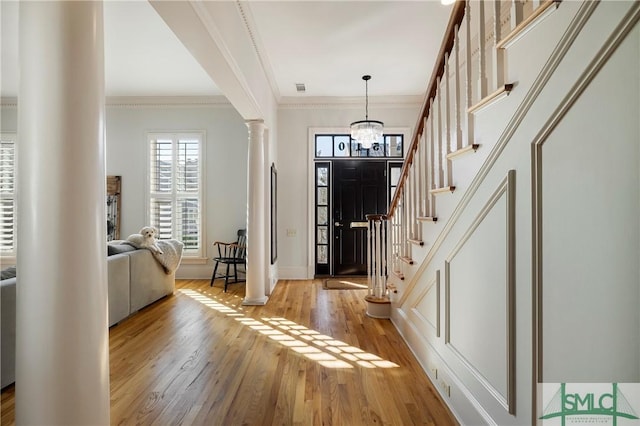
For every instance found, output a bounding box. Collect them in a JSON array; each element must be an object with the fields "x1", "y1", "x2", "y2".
[
  {"x1": 4, "y1": 94, "x2": 422, "y2": 111},
  {"x1": 2, "y1": 95, "x2": 234, "y2": 109},
  {"x1": 106, "y1": 95, "x2": 233, "y2": 108},
  {"x1": 235, "y1": 1, "x2": 281, "y2": 101}
]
